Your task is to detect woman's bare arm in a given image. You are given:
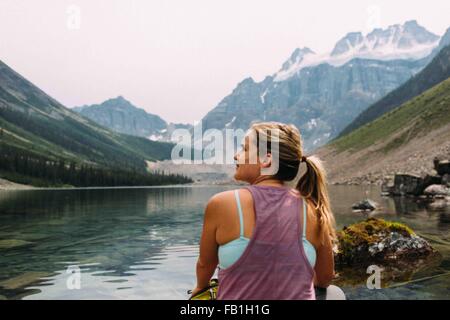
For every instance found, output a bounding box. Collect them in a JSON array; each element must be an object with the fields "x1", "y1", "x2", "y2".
[
  {"x1": 314, "y1": 231, "x2": 335, "y2": 288},
  {"x1": 195, "y1": 196, "x2": 220, "y2": 290}
]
